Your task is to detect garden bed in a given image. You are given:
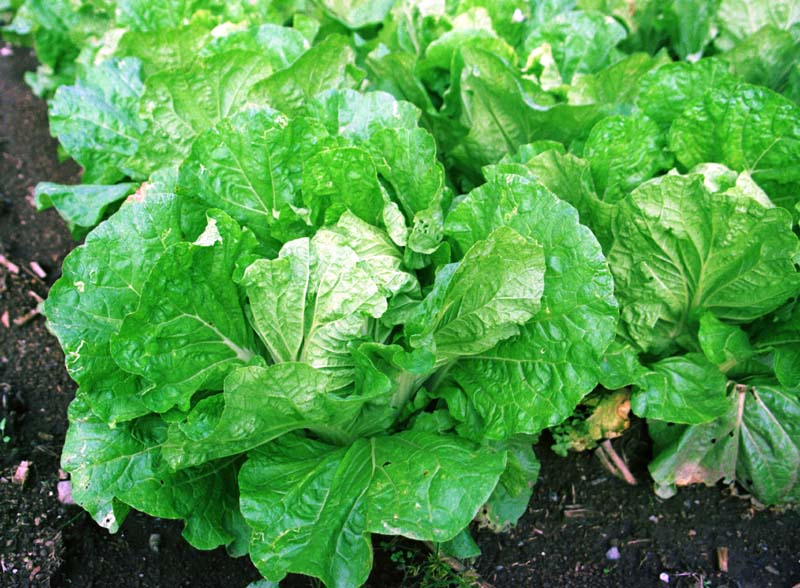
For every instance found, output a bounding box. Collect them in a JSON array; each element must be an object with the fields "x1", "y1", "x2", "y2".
[{"x1": 1, "y1": 45, "x2": 799, "y2": 588}]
